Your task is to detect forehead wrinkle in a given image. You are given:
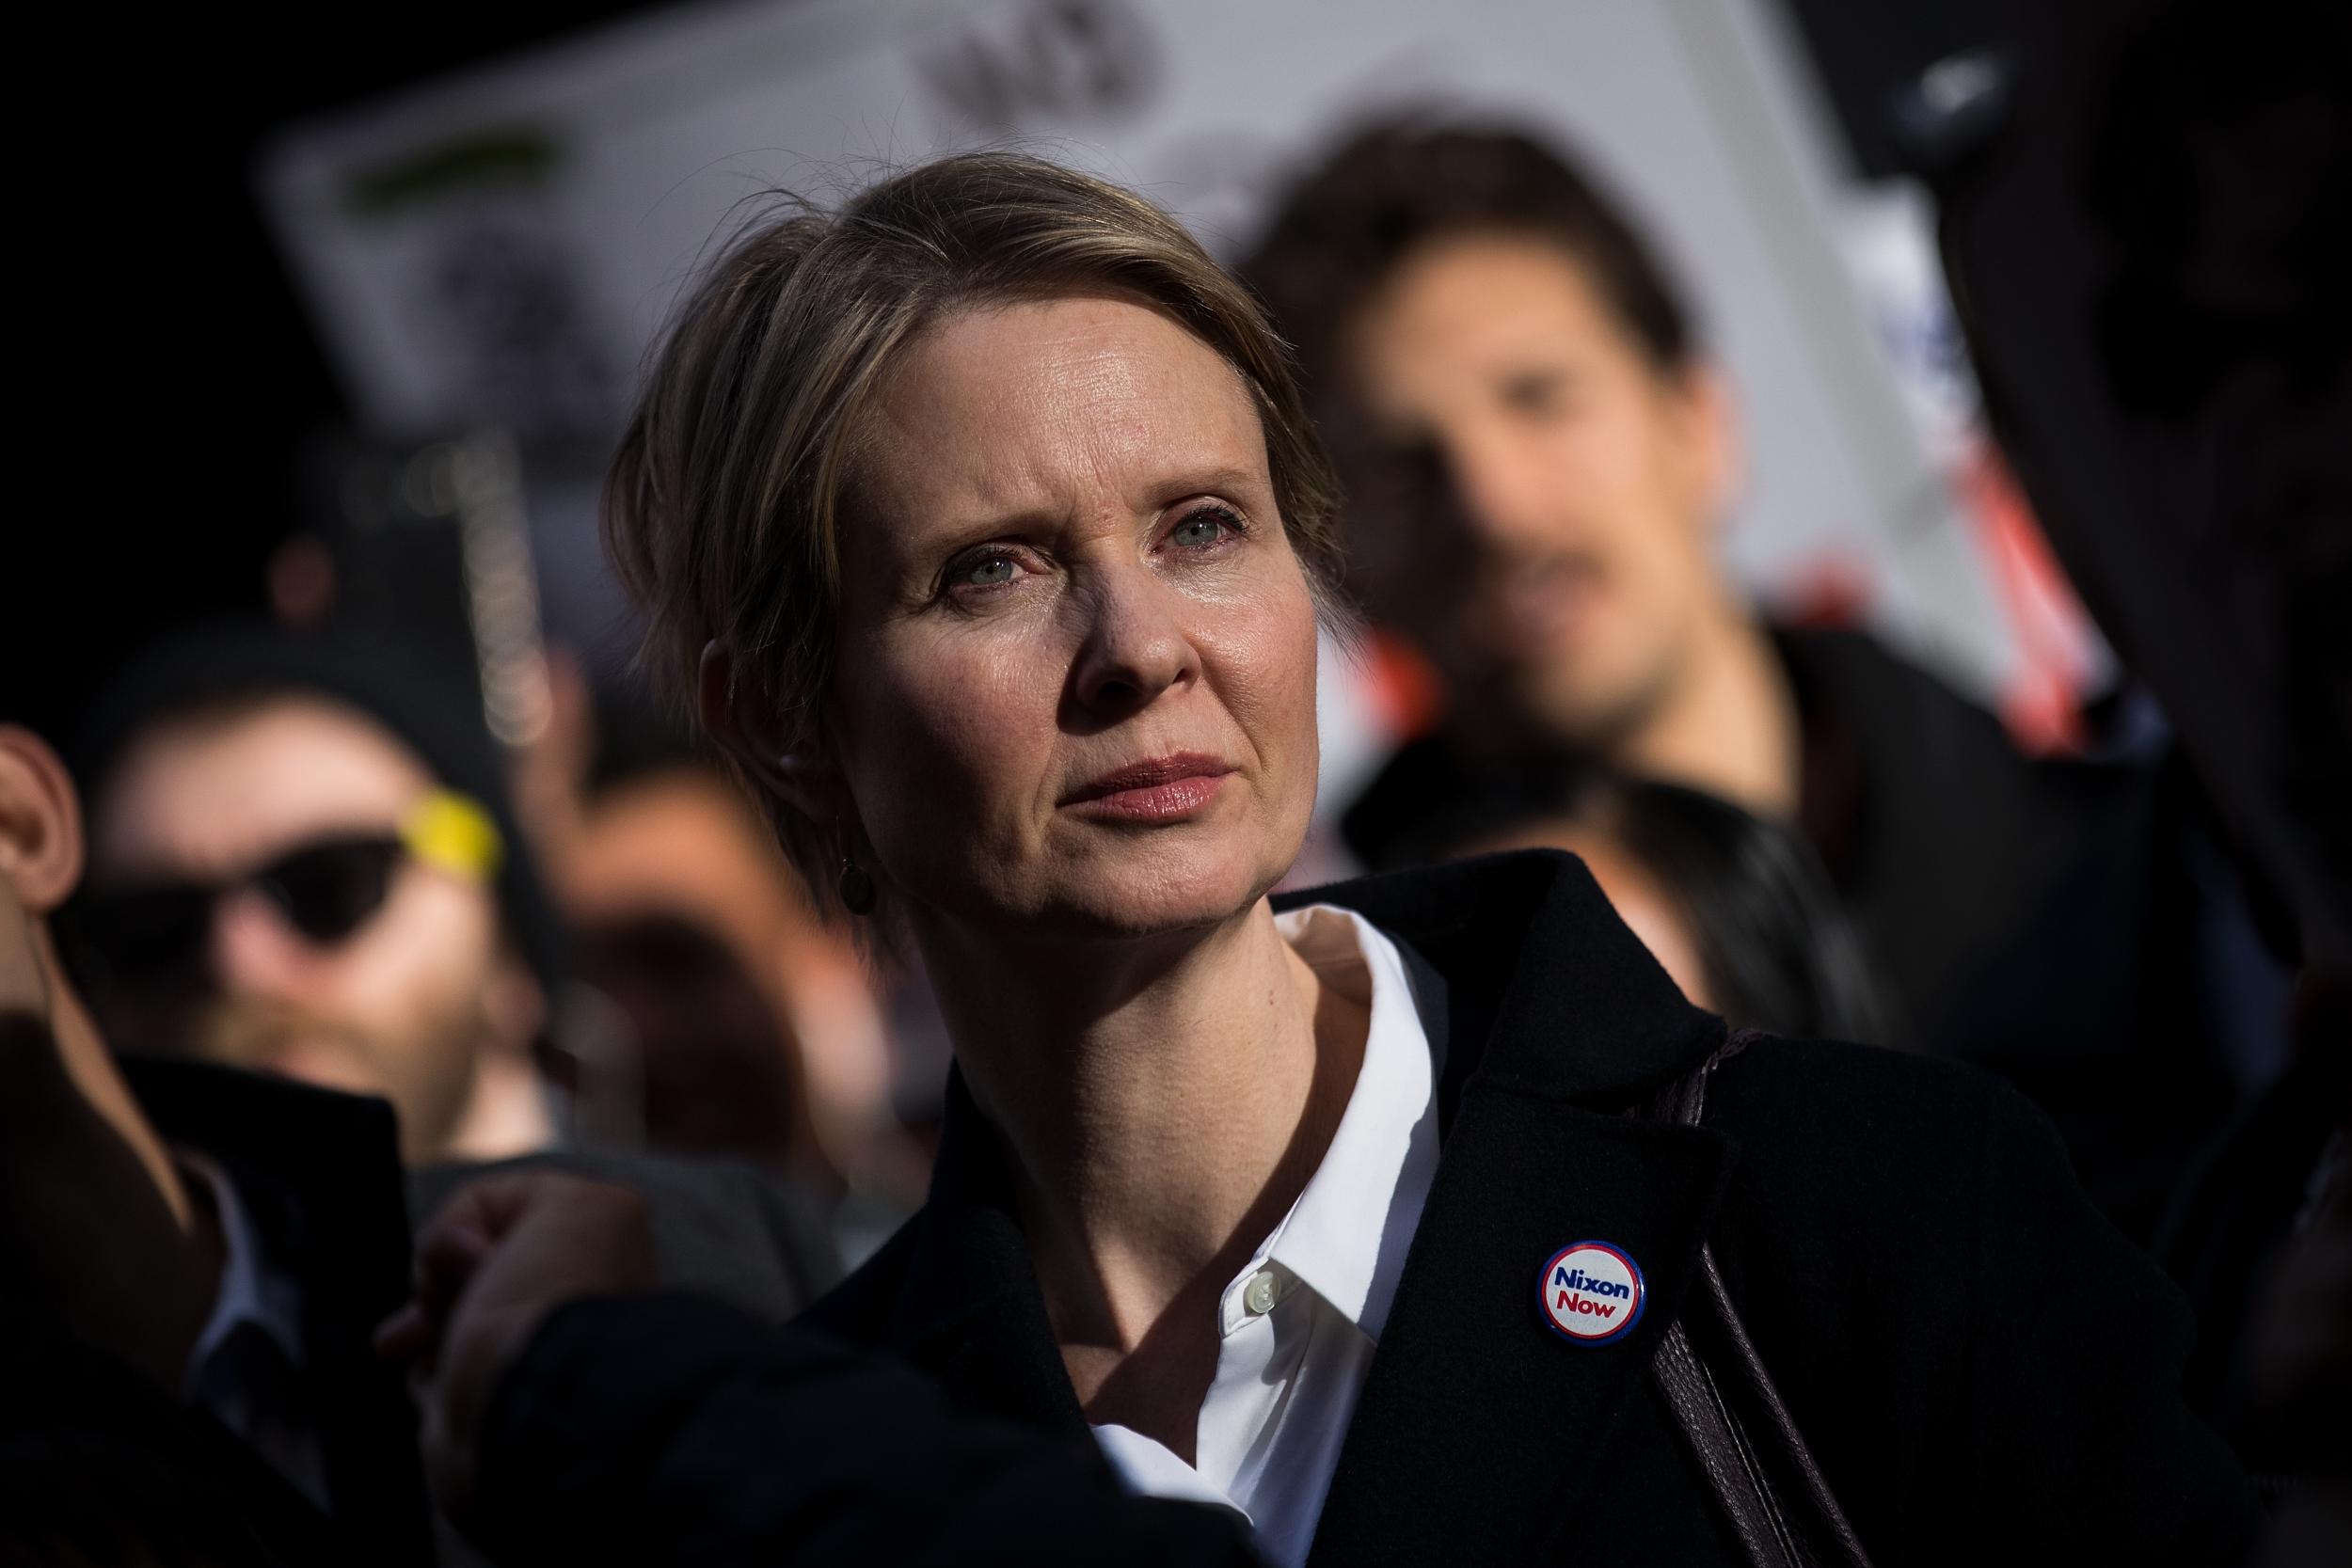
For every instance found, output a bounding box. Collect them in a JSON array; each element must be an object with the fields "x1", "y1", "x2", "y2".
[{"x1": 865, "y1": 298, "x2": 1265, "y2": 546}]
